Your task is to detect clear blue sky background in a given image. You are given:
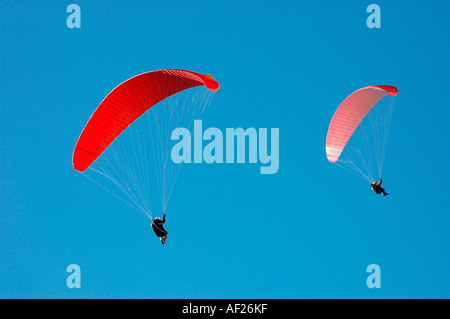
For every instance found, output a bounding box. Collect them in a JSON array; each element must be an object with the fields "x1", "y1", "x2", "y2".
[{"x1": 1, "y1": 0, "x2": 449, "y2": 298}]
